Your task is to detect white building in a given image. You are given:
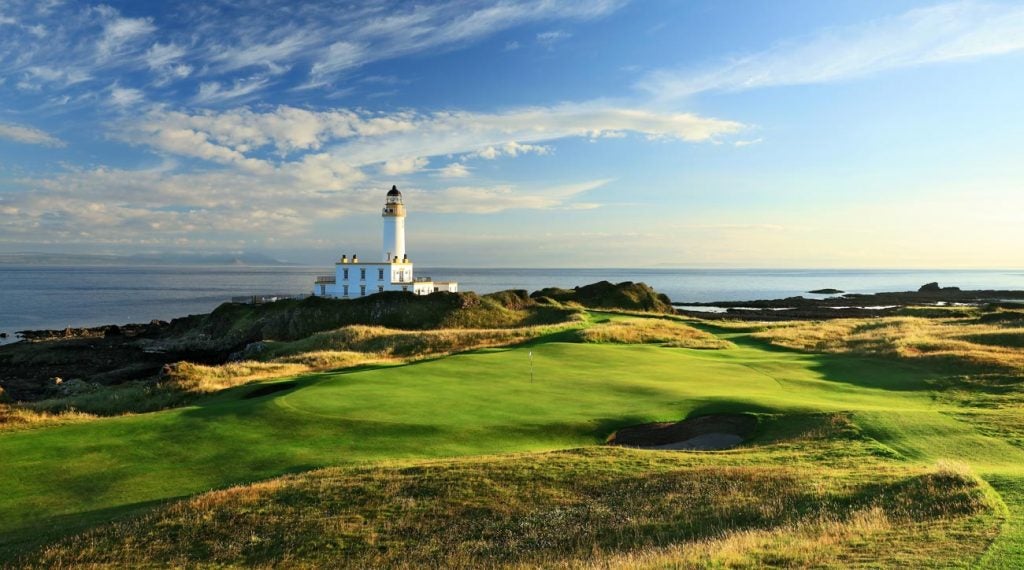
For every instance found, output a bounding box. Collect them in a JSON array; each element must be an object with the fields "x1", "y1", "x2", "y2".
[{"x1": 311, "y1": 186, "x2": 458, "y2": 298}]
